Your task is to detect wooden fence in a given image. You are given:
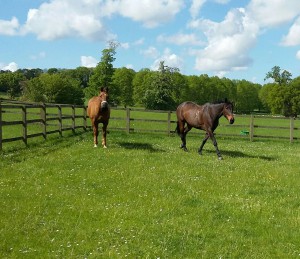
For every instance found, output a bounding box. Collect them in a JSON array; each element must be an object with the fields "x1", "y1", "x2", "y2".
[
  {"x1": 0, "y1": 99, "x2": 88, "y2": 150},
  {"x1": 0, "y1": 99, "x2": 299, "y2": 150}
]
